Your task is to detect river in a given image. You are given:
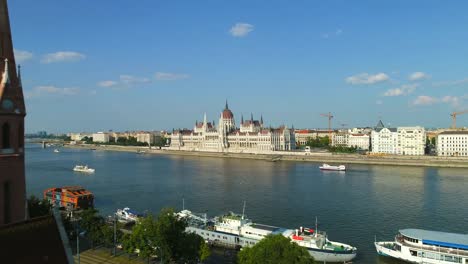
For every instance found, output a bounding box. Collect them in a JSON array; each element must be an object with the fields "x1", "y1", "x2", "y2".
[{"x1": 25, "y1": 144, "x2": 468, "y2": 263}]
